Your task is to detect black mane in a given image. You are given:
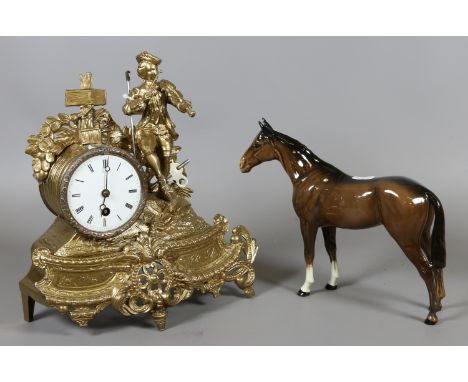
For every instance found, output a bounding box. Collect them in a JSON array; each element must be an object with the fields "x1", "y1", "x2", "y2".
[{"x1": 272, "y1": 130, "x2": 346, "y2": 177}]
